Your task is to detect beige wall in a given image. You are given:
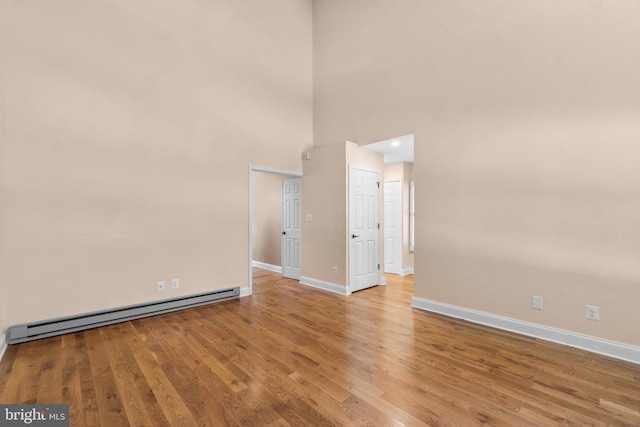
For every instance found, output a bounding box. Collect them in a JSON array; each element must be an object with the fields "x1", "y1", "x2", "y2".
[
  {"x1": 384, "y1": 162, "x2": 415, "y2": 272},
  {"x1": 346, "y1": 141, "x2": 384, "y2": 170},
  {"x1": 314, "y1": 0, "x2": 640, "y2": 346},
  {"x1": 302, "y1": 143, "x2": 347, "y2": 285},
  {"x1": 384, "y1": 163, "x2": 403, "y2": 182},
  {"x1": 4, "y1": 0, "x2": 639, "y2": 351},
  {"x1": 252, "y1": 172, "x2": 290, "y2": 267},
  {"x1": 0, "y1": 0, "x2": 5, "y2": 334},
  {"x1": 1, "y1": 0, "x2": 312, "y2": 332}
]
